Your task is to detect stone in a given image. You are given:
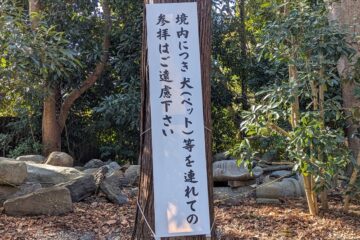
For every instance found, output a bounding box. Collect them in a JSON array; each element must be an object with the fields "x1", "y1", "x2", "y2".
[
  {"x1": 45, "y1": 152, "x2": 74, "y2": 167},
  {"x1": 4, "y1": 186, "x2": 72, "y2": 216},
  {"x1": 256, "y1": 198, "x2": 281, "y2": 204},
  {"x1": 107, "y1": 161, "x2": 121, "y2": 173},
  {"x1": 0, "y1": 185, "x2": 17, "y2": 204},
  {"x1": 262, "y1": 165, "x2": 293, "y2": 172},
  {"x1": 213, "y1": 160, "x2": 263, "y2": 182},
  {"x1": 57, "y1": 175, "x2": 96, "y2": 202},
  {"x1": 16, "y1": 155, "x2": 45, "y2": 164},
  {"x1": 0, "y1": 157, "x2": 15, "y2": 161},
  {"x1": 0, "y1": 159, "x2": 28, "y2": 186},
  {"x1": 270, "y1": 170, "x2": 294, "y2": 178},
  {"x1": 256, "y1": 178, "x2": 304, "y2": 199},
  {"x1": 83, "y1": 168, "x2": 99, "y2": 175},
  {"x1": 228, "y1": 179, "x2": 257, "y2": 188},
  {"x1": 124, "y1": 165, "x2": 140, "y2": 186},
  {"x1": 1, "y1": 182, "x2": 42, "y2": 204},
  {"x1": 213, "y1": 152, "x2": 231, "y2": 162},
  {"x1": 26, "y1": 162, "x2": 84, "y2": 187},
  {"x1": 84, "y1": 159, "x2": 105, "y2": 169},
  {"x1": 214, "y1": 186, "x2": 254, "y2": 205},
  {"x1": 100, "y1": 171, "x2": 129, "y2": 205}
]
